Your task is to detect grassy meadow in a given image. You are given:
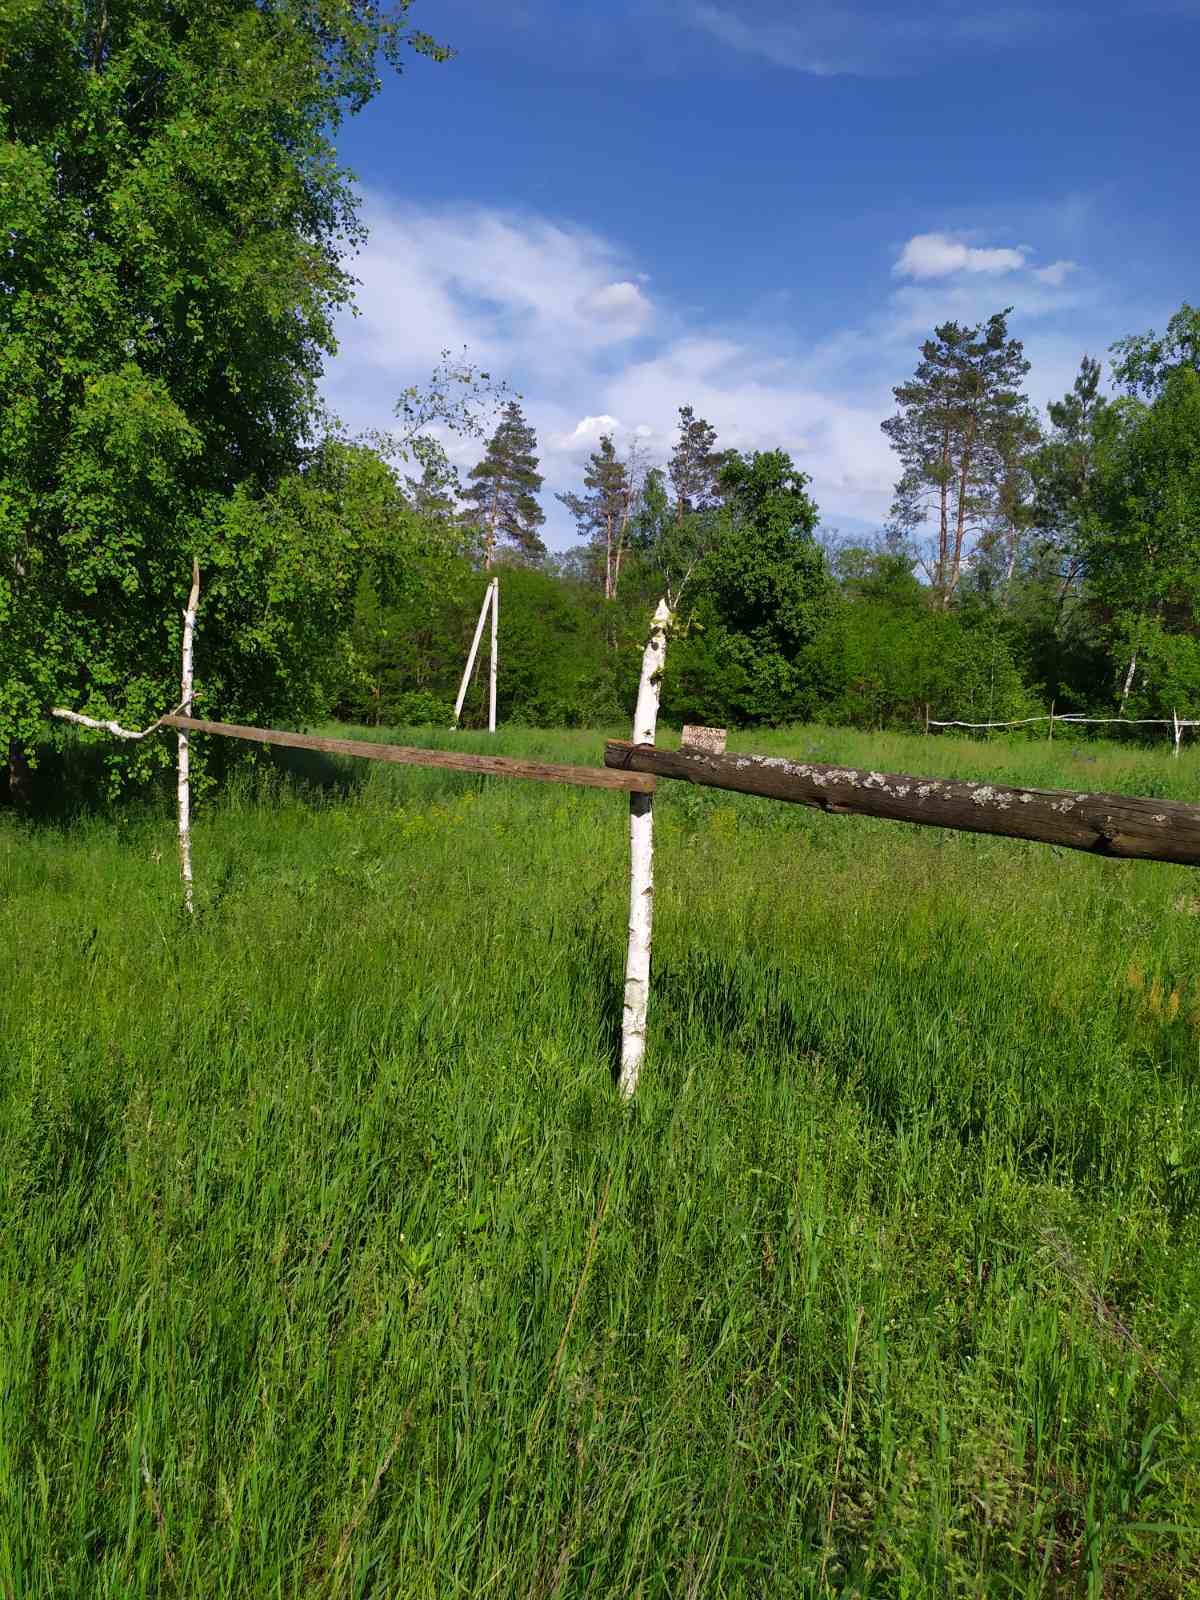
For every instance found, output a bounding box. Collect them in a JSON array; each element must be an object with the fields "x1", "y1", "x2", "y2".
[{"x1": 2, "y1": 722, "x2": 1200, "y2": 1597}]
